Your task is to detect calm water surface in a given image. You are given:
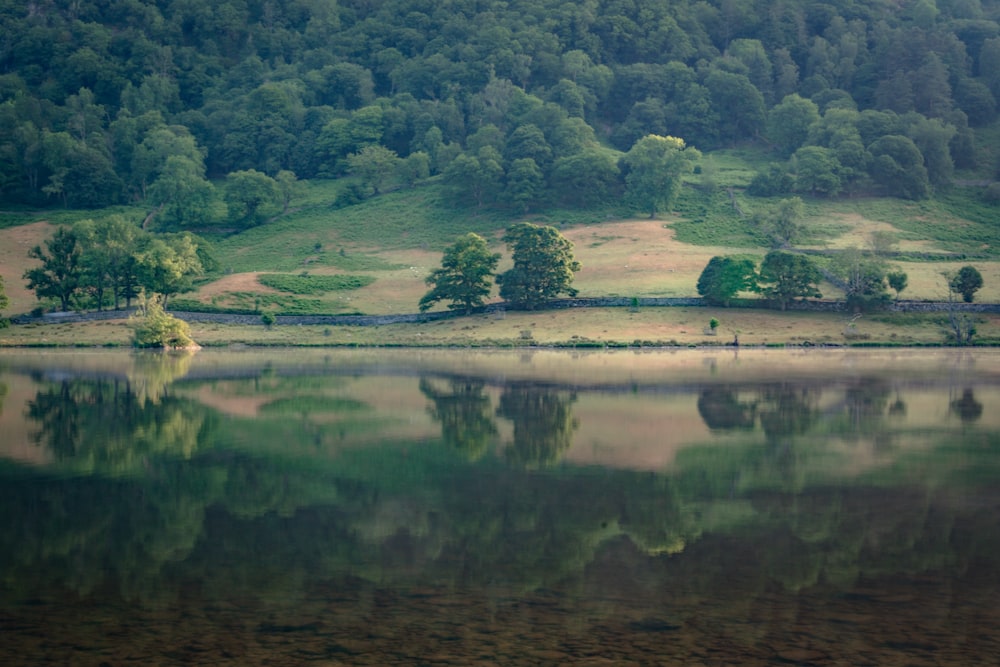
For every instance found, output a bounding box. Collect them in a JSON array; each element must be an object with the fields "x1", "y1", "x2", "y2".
[{"x1": 1, "y1": 348, "x2": 998, "y2": 665}]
